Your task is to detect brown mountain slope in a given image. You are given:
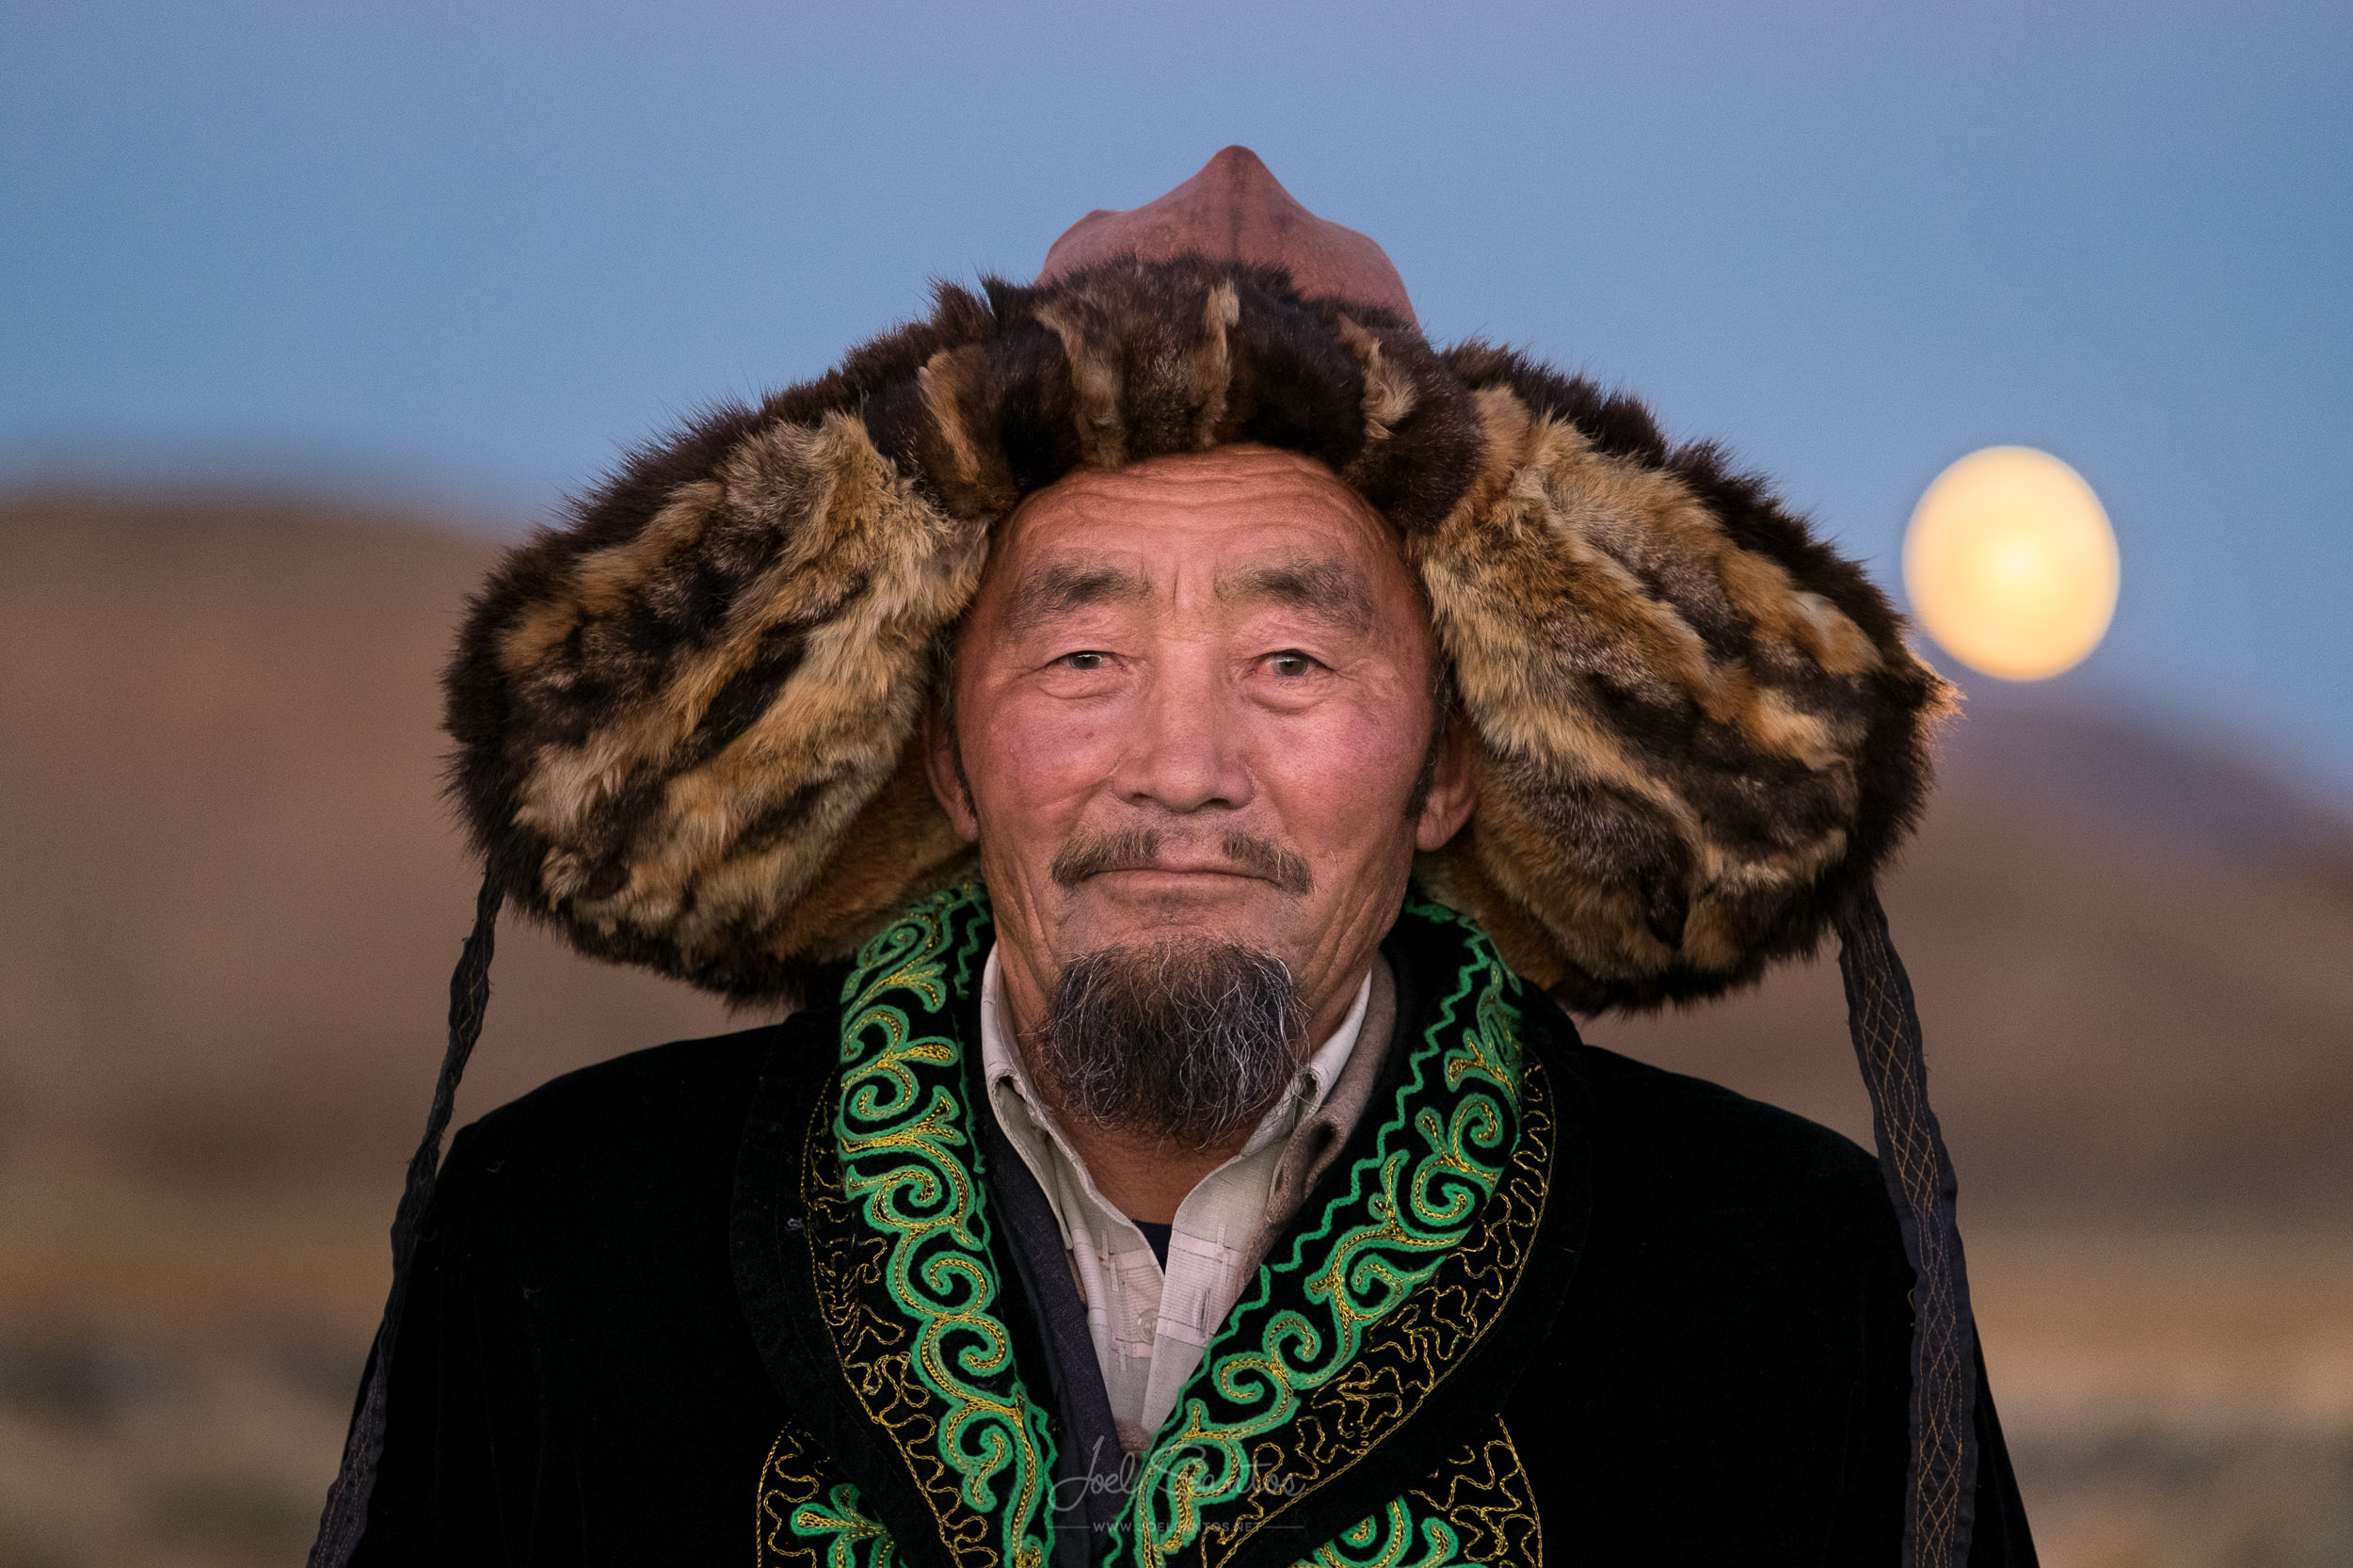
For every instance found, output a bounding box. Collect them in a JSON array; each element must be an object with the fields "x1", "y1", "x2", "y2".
[
  {"x1": 0, "y1": 488, "x2": 733, "y2": 1186},
  {"x1": 2, "y1": 486, "x2": 2348, "y2": 1226}
]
